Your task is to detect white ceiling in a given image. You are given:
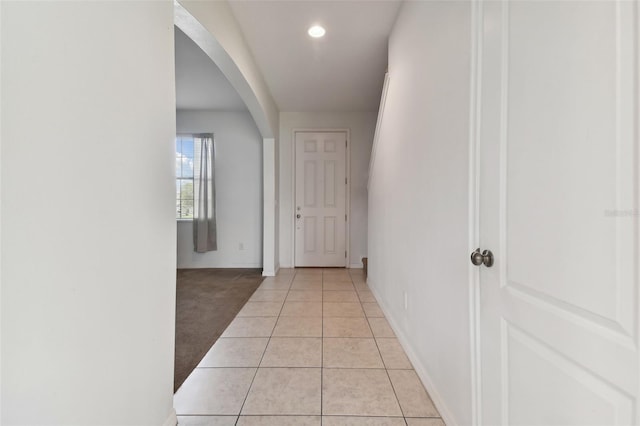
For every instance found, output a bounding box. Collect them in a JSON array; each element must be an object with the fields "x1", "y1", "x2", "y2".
[
  {"x1": 229, "y1": 0, "x2": 402, "y2": 112},
  {"x1": 175, "y1": 1, "x2": 401, "y2": 113},
  {"x1": 174, "y1": 27, "x2": 247, "y2": 111}
]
